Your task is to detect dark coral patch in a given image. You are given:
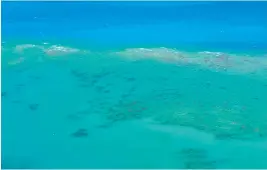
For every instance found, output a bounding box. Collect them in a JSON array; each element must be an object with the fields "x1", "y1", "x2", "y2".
[
  {"x1": 1, "y1": 92, "x2": 7, "y2": 97},
  {"x1": 29, "y1": 104, "x2": 39, "y2": 111},
  {"x1": 71, "y1": 128, "x2": 88, "y2": 138},
  {"x1": 126, "y1": 77, "x2": 136, "y2": 82},
  {"x1": 103, "y1": 89, "x2": 110, "y2": 94},
  {"x1": 219, "y1": 86, "x2": 227, "y2": 90},
  {"x1": 95, "y1": 86, "x2": 105, "y2": 92}
]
